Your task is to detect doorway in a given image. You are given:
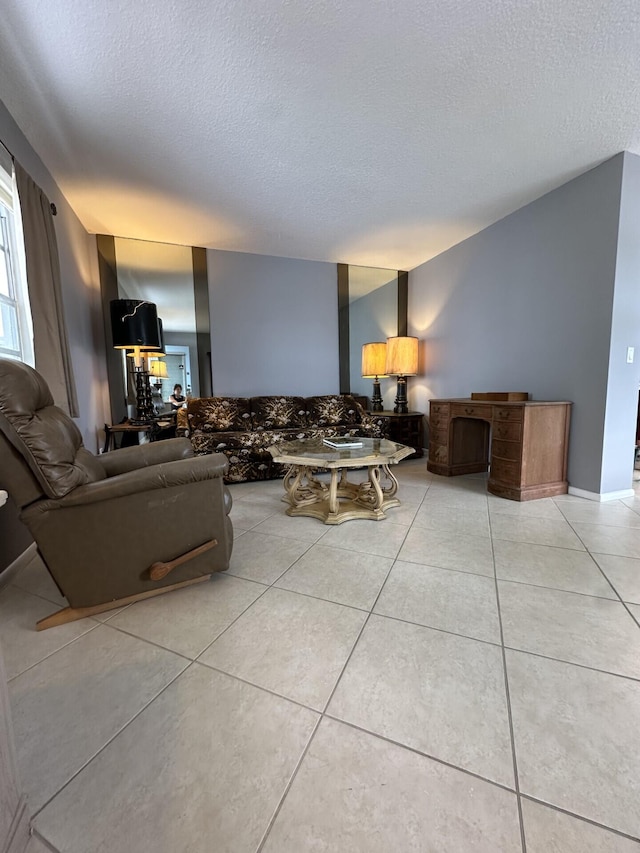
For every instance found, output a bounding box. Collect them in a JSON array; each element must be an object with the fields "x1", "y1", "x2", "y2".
[{"x1": 163, "y1": 348, "x2": 191, "y2": 401}]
